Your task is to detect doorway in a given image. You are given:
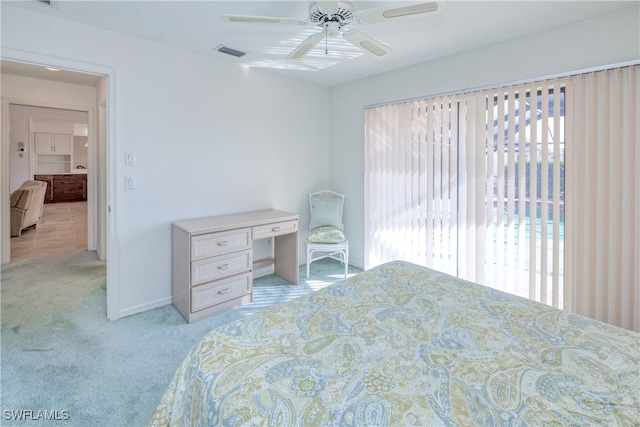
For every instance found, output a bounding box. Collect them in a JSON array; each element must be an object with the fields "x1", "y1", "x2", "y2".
[
  {"x1": 8, "y1": 106, "x2": 91, "y2": 261},
  {"x1": 1, "y1": 54, "x2": 116, "y2": 319}
]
